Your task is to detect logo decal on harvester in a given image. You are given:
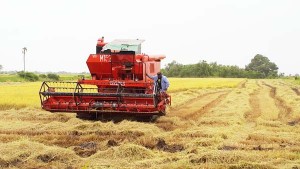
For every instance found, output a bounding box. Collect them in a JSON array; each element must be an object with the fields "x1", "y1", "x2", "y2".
[
  {"x1": 99, "y1": 54, "x2": 111, "y2": 62},
  {"x1": 109, "y1": 81, "x2": 125, "y2": 86}
]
